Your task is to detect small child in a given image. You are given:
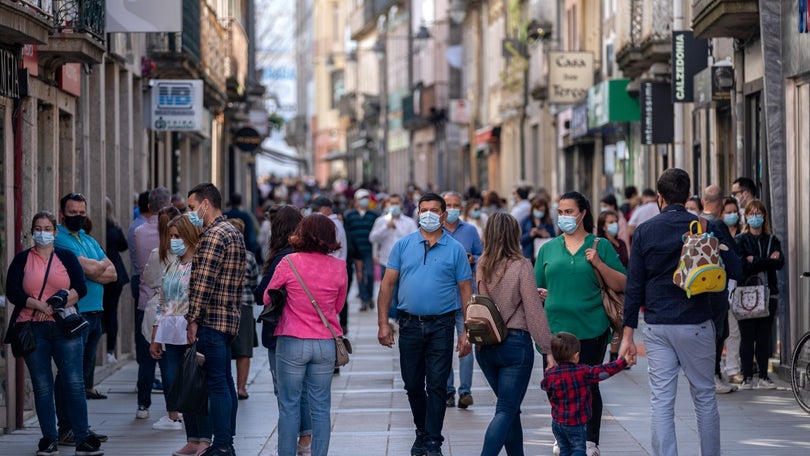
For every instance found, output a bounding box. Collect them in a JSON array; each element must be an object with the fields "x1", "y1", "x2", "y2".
[{"x1": 541, "y1": 332, "x2": 631, "y2": 456}]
